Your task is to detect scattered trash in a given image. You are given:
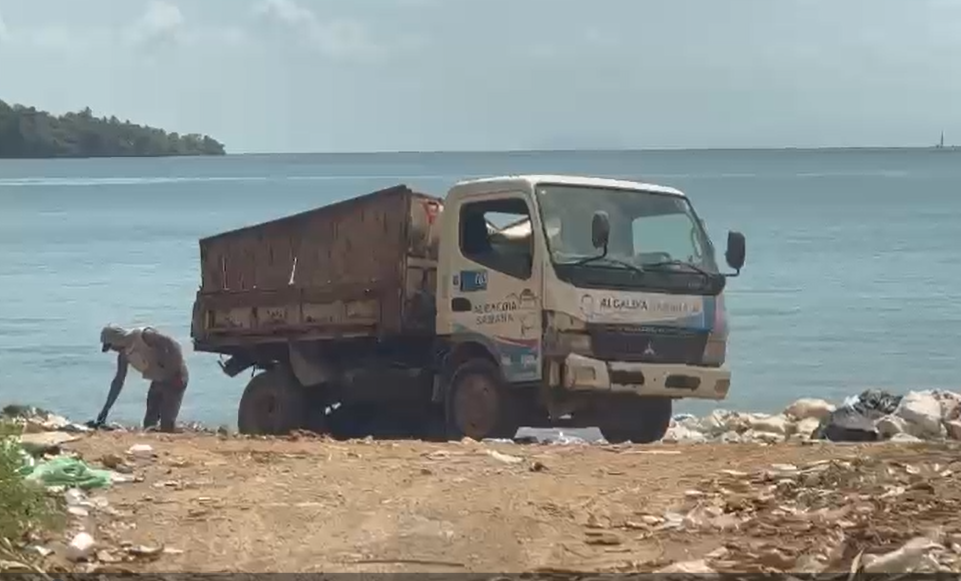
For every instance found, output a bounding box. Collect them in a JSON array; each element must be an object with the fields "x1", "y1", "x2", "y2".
[
  {"x1": 24, "y1": 456, "x2": 113, "y2": 490},
  {"x1": 66, "y1": 532, "x2": 97, "y2": 562},
  {"x1": 126, "y1": 544, "x2": 164, "y2": 558},
  {"x1": 485, "y1": 449, "x2": 523, "y2": 464},
  {"x1": 861, "y1": 536, "x2": 945, "y2": 573}
]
